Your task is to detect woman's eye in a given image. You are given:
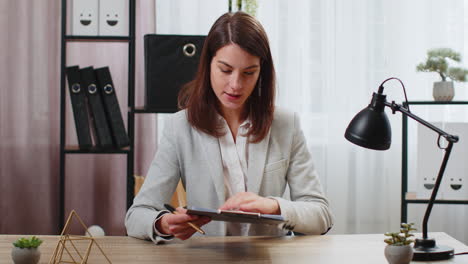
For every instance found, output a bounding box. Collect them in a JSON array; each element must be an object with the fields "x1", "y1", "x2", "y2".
[
  {"x1": 220, "y1": 68, "x2": 232, "y2": 73},
  {"x1": 244, "y1": 71, "x2": 255, "y2": 75}
]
